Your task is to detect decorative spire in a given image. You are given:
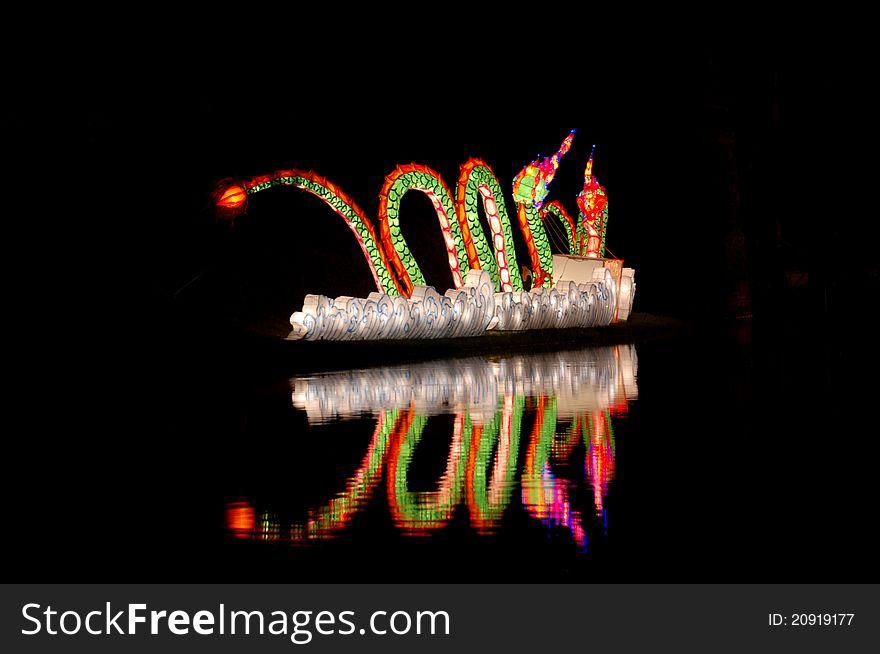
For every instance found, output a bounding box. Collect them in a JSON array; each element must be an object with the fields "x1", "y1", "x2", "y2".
[{"x1": 512, "y1": 129, "x2": 576, "y2": 209}]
